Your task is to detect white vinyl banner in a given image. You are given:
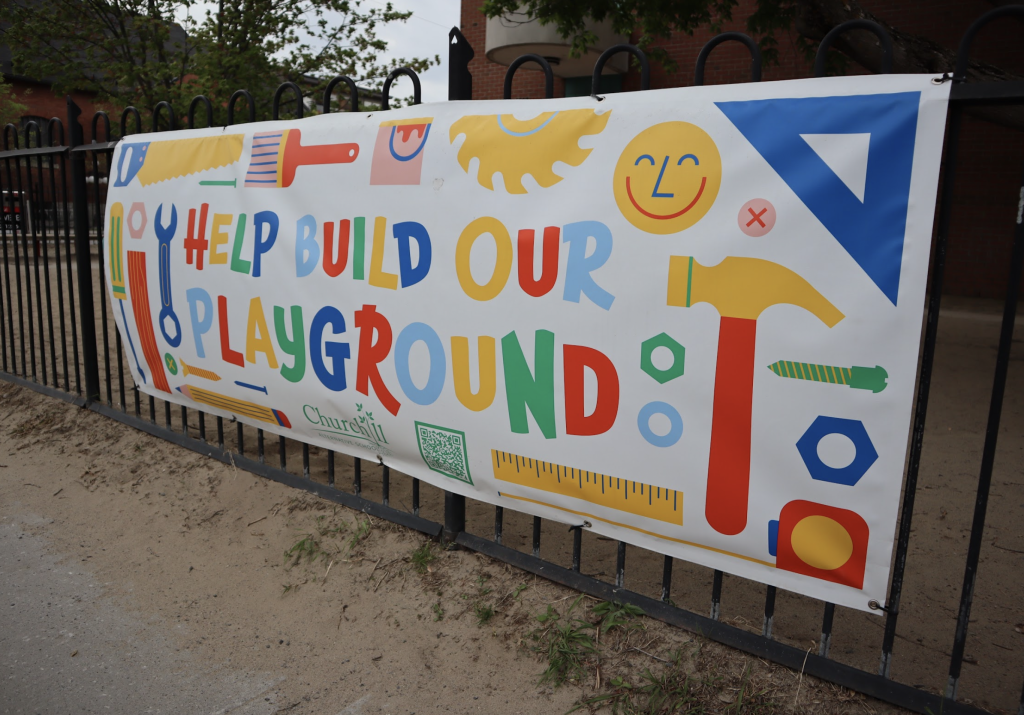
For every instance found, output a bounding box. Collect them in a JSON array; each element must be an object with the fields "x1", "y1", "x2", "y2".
[{"x1": 105, "y1": 75, "x2": 950, "y2": 612}]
